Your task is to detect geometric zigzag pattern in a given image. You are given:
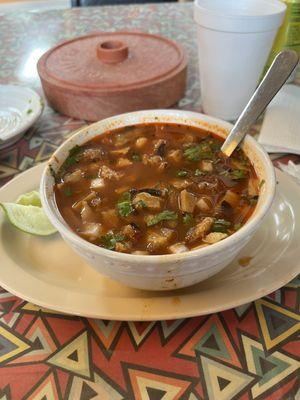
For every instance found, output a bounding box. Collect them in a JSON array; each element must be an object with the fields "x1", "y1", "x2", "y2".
[{"x1": 0, "y1": 280, "x2": 298, "y2": 400}]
